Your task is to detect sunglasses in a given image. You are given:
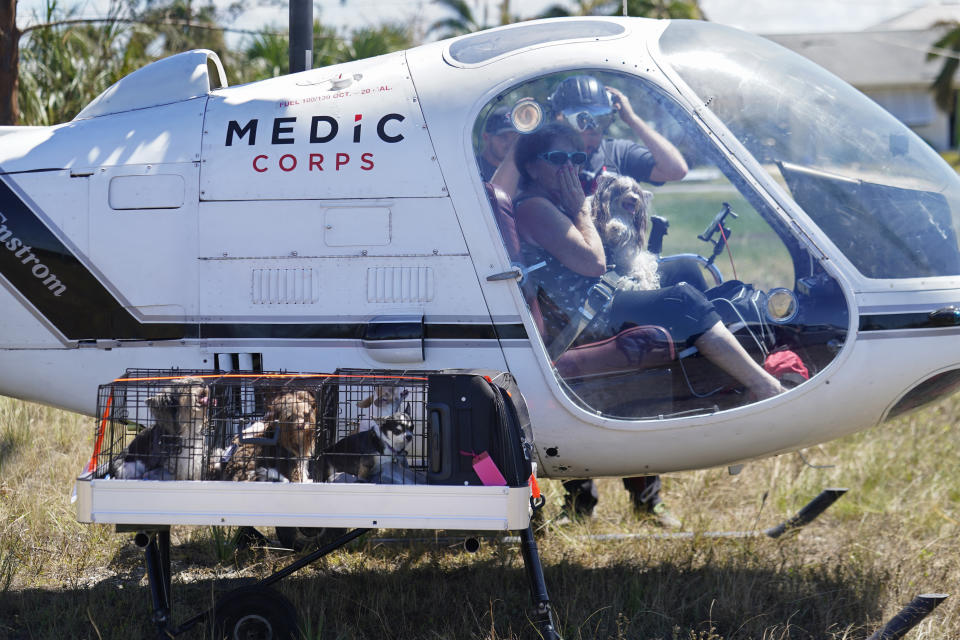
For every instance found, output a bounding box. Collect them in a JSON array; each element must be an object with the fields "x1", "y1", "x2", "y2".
[{"x1": 537, "y1": 150, "x2": 588, "y2": 166}]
